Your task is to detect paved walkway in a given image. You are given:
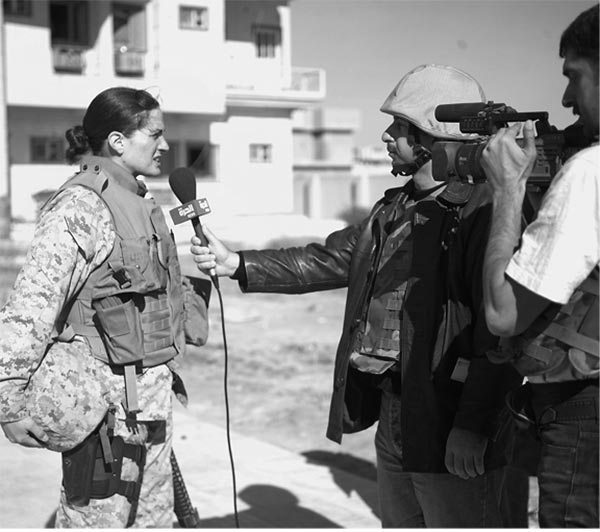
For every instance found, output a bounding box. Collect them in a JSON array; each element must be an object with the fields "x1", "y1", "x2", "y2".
[{"x1": 0, "y1": 403, "x2": 380, "y2": 528}]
